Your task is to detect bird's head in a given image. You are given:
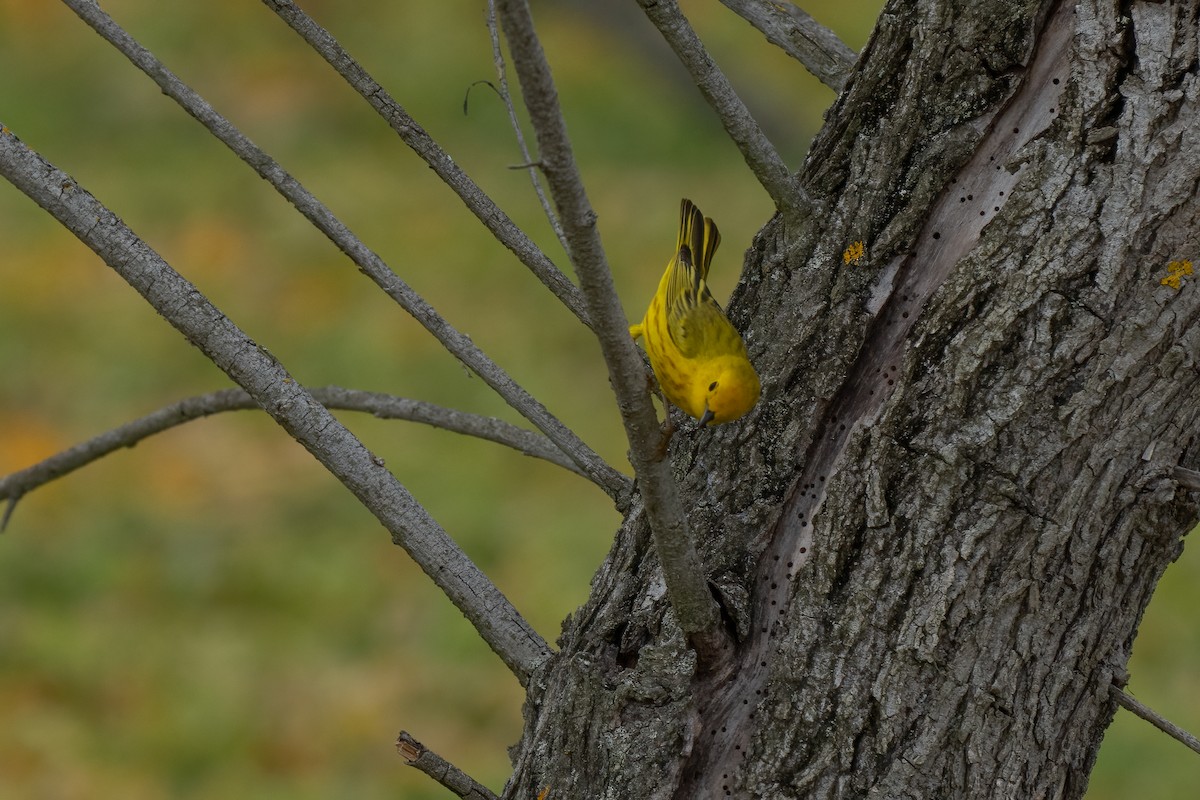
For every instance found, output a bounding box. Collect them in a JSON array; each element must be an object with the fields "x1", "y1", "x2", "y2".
[{"x1": 696, "y1": 357, "x2": 761, "y2": 426}]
